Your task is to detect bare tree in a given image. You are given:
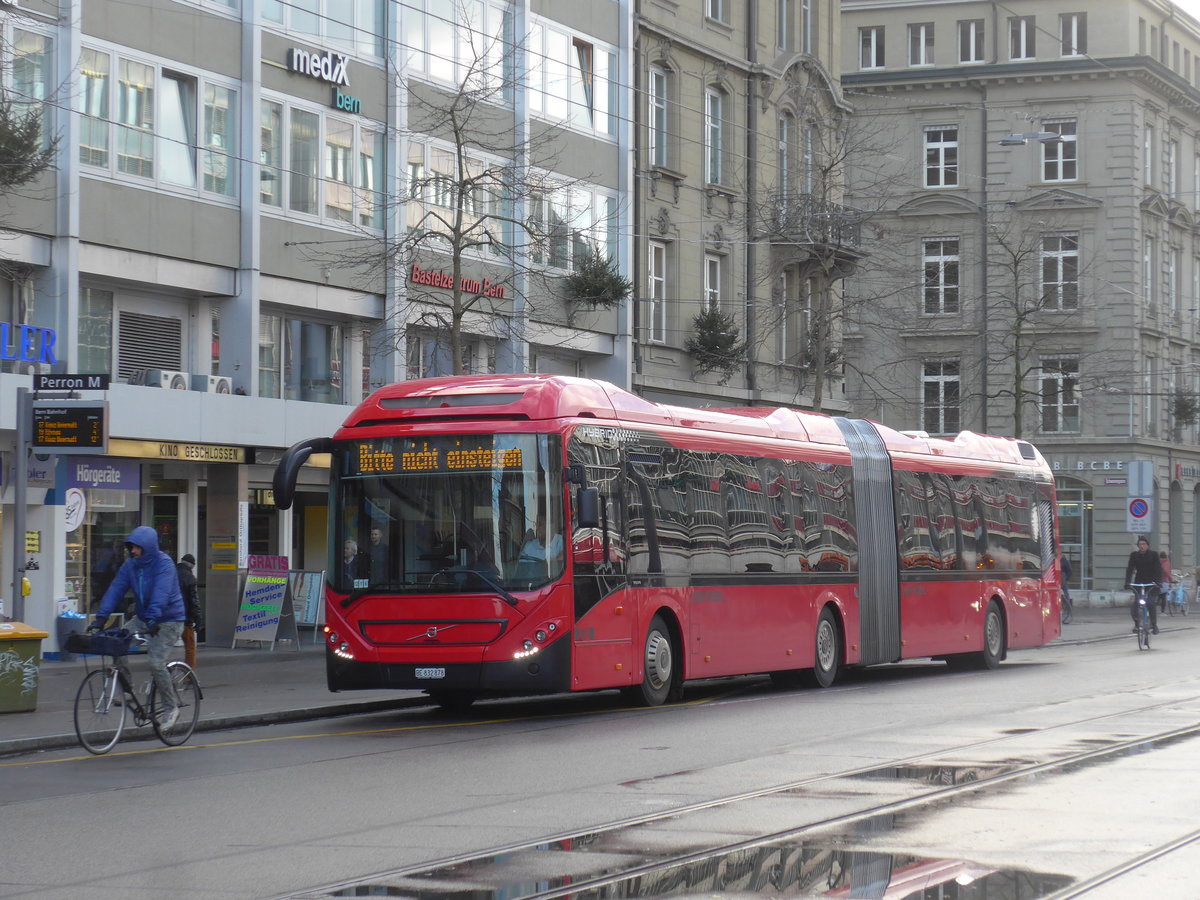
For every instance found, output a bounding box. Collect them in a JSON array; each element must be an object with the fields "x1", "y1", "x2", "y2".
[
  {"x1": 744, "y1": 74, "x2": 900, "y2": 412},
  {"x1": 311, "y1": 6, "x2": 614, "y2": 378}
]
